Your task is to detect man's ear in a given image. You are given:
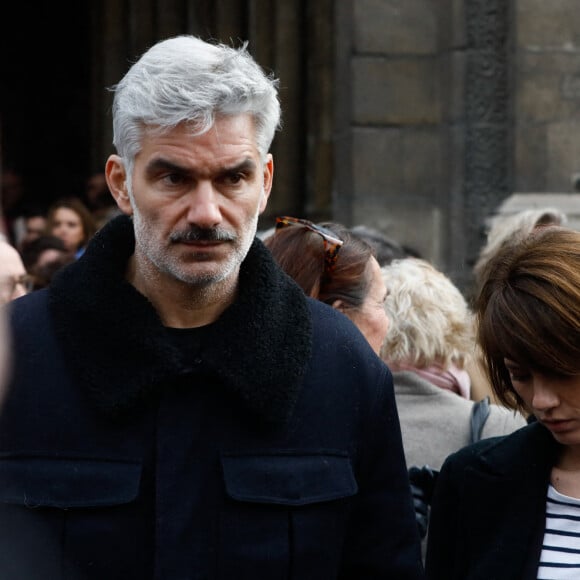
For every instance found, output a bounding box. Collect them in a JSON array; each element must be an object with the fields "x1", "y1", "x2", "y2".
[
  {"x1": 105, "y1": 155, "x2": 133, "y2": 216},
  {"x1": 258, "y1": 154, "x2": 274, "y2": 214}
]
